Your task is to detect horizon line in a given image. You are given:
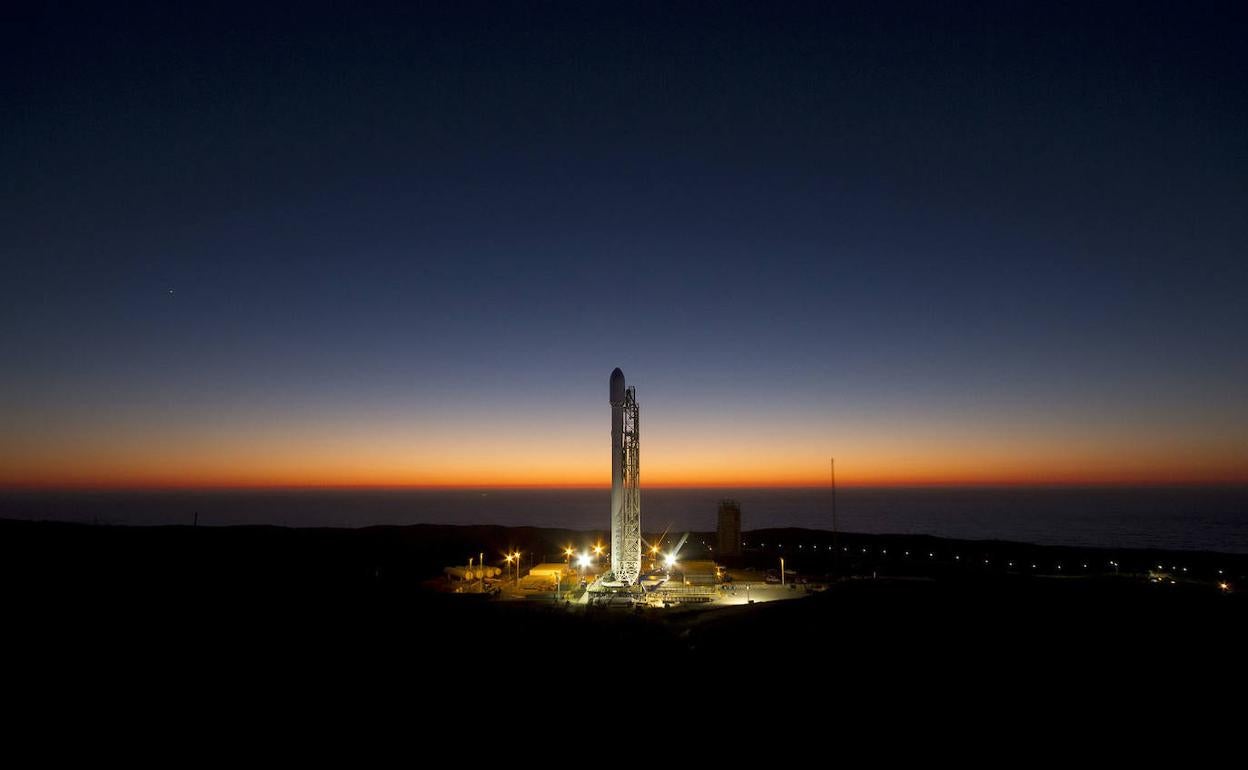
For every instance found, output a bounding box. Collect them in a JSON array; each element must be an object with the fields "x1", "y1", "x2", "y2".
[{"x1": 3, "y1": 479, "x2": 1247, "y2": 493}]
